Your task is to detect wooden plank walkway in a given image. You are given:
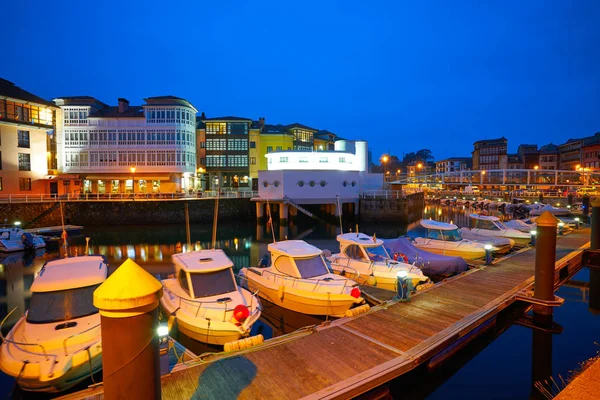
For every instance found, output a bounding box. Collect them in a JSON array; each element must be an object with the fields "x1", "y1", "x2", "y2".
[{"x1": 60, "y1": 229, "x2": 591, "y2": 400}]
